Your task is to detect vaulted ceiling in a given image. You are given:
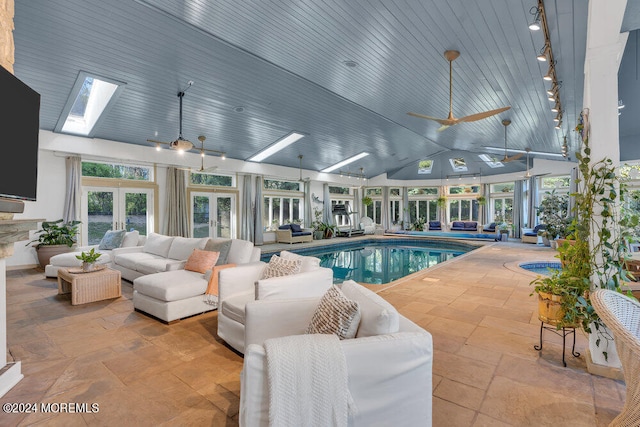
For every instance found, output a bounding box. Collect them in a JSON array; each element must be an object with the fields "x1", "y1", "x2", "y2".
[{"x1": 10, "y1": 1, "x2": 639, "y2": 180}]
